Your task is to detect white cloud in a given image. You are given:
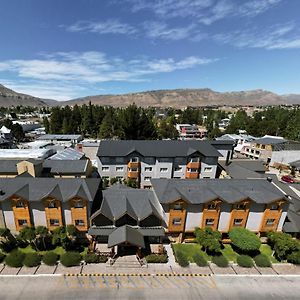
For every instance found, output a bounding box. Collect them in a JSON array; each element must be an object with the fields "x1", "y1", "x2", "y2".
[
  {"x1": 65, "y1": 19, "x2": 137, "y2": 35},
  {"x1": 213, "y1": 22, "x2": 300, "y2": 49},
  {"x1": 0, "y1": 51, "x2": 217, "y2": 100},
  {"x1": 125, "y1": 0, "x2": 282, "y2": 24}
]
